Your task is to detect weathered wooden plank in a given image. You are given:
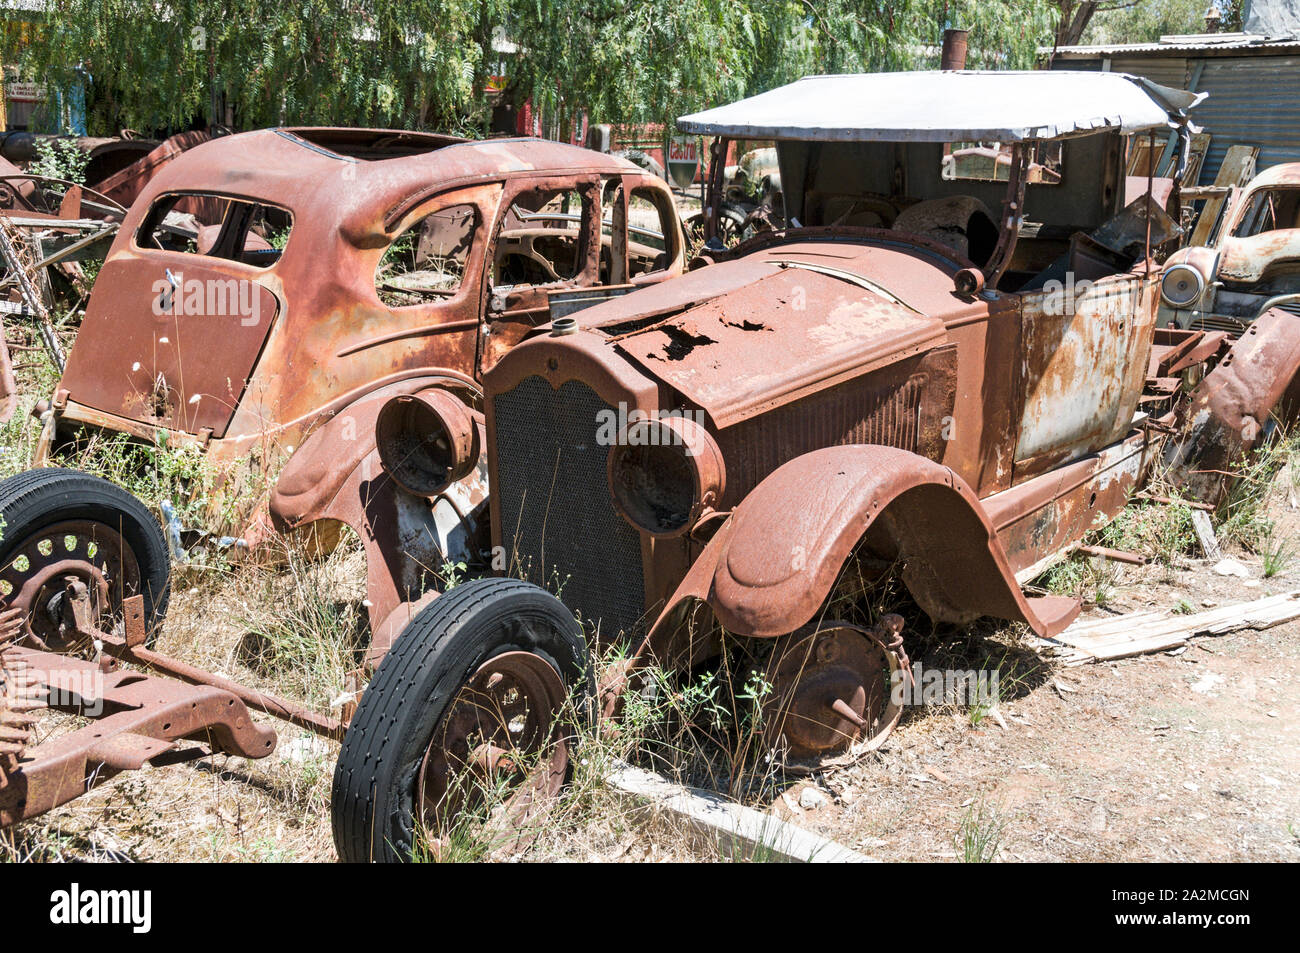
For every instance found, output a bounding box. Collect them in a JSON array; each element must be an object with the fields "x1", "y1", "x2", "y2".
[
  {"x1": 1039, "y1": 590, "x2": 1300, "y2": 664},
  {"x1": 606, "y1": 760, "x2": 872, "y2": 863}
]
